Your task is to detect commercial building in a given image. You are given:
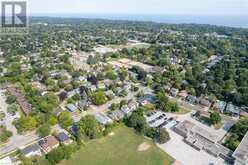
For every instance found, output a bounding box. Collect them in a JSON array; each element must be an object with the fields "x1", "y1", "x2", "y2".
[{"x1": 174, "y1": 120, "x2": 233, "y2": 162}]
